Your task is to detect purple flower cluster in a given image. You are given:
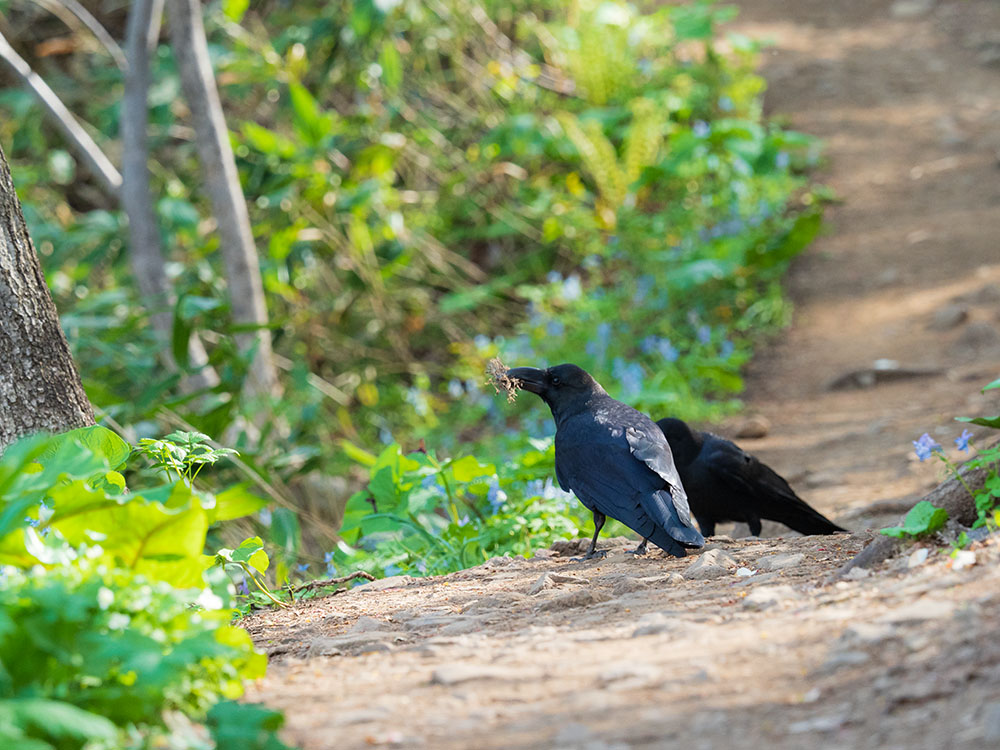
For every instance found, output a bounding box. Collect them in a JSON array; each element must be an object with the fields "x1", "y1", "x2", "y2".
[{"x1": 912, "y1": 433, "x2": 943, "y2": 462}]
